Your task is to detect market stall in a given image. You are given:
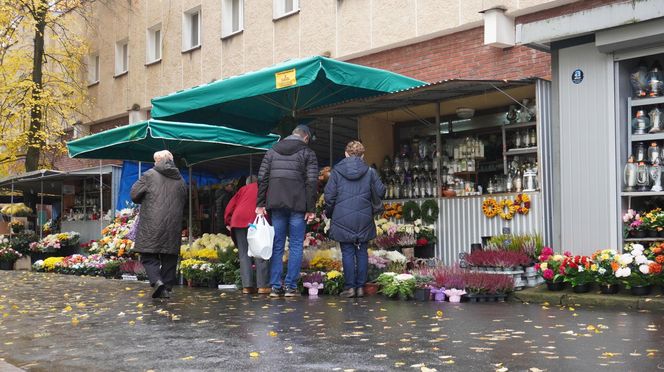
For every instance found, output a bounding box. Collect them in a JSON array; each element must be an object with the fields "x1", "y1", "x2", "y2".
[{"x1": 304, "y1": 79, "x2": 554, "y2": 264}]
